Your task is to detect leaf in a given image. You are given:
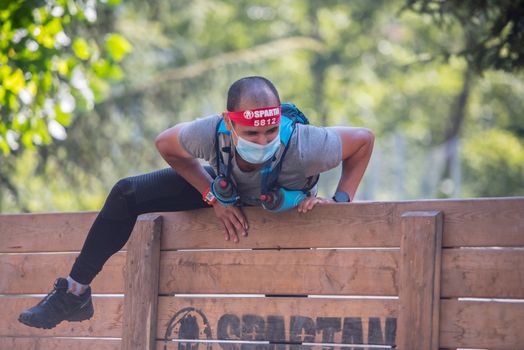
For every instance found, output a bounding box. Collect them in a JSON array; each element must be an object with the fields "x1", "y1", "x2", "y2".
[
  {"x1": 56, "y1": 58, "x2": 69, "y2": 76},
  {"x1": 104, "y1": 0, "x2": 122, "y2": 6},
  {"x1": 41, "y1": 71, "x2": 53, "y2": 92},
  {"x1": 93, "y1": 59, "x2": 124, "y2": 80},
  {"x1": 104, "y1": 33, "x2": 132, "y2": 62},
  {"x1": 21, "y1": 132, "x2": 34, "y2": 149},
  {"x1": 54, "y1": 106, "x2": 72, "y2": 126},
  {"x1": 0, "y1": 136, "x2": 11, "y2": 155},
  {"x1": 72, "y1": 37, "x2": 90, "y2": 60},
  {"x1": 3, "y1": 68, "x2": 25, "y2": 94},
  {"x1": 8, "y1": 92, "x2": 19, "y2": 110},
  {"x1": 89, "y1": 75, "x2": 111, "y2": 102}
]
